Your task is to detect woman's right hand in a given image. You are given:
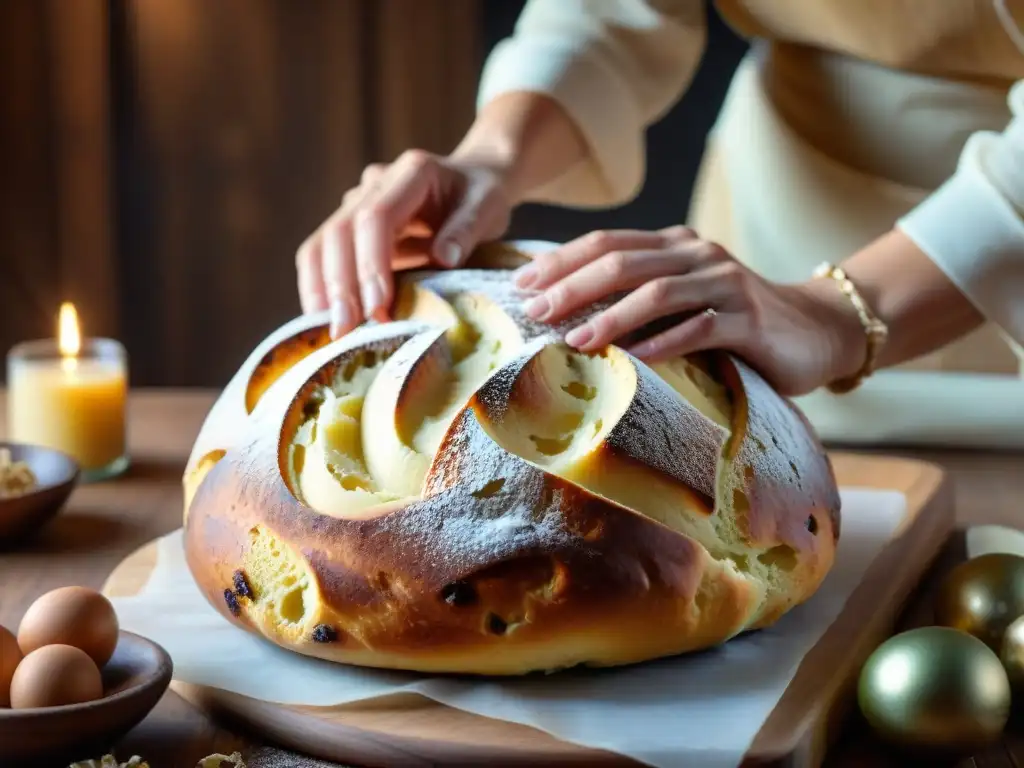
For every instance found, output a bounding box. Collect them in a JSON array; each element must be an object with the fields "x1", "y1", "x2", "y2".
[{"x1": 296, "y1": 149, "x2": 514, "y2": 337}]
